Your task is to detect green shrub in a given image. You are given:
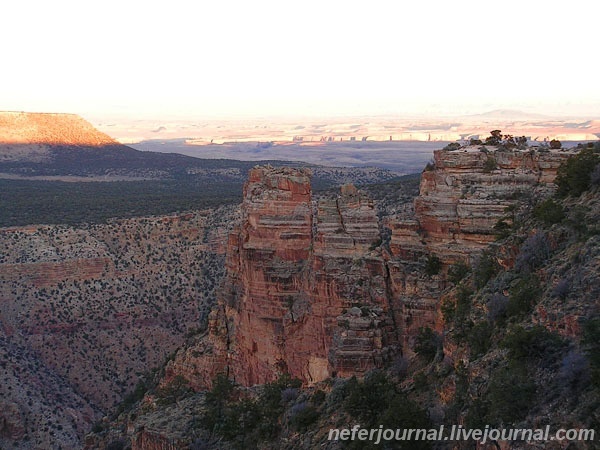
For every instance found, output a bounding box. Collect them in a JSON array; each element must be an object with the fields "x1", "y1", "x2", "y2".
[
  {"x1": 474, "y1": 251, "x2": 500, "y2": 288},
  {"x1": 507, "y1": 275, "x2": 542, "y2": 318},
  {"x1": 483, "y1": 157, "x2": 498, "y2": 173},
  {"x1": 493, "y1": 219, "x2": 512, "y2": 239},
  {"x1": 414, "y1": 327, "x2": 440, "y2": 361},
  {"x1": 448, "y1": 261, "x2": 470, "y2": 284},
  {"x1": 501, "y1": 325, "x2": 564, "y2": 361},
  {"x1": 582, "y1": 317, "x2": 600, "y2": 387},
  {"x1": 424, "y1": 254, "x2": 442, "y2": 276},
  {"x1": 533, "y1": 198, "x2": 565, "y2": 225},
  {"x1": 556, "y1": 147, "x2": 600, "y2": 196},
  {"x1": 342, "y1": 372, "x2": 432, "y2": 449},
  {"x1": 289, "y1": 402, "x2": 319, "y2": 431},
  {"x1": 468, "y1": 322, "x2": 492, "y2": 357},
  {"x1": 486, "y1": 363, "x2": 536, "y2": 424},
  {"x1": 155, "y1": 375, "x2": 191, "y2": 406}
]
